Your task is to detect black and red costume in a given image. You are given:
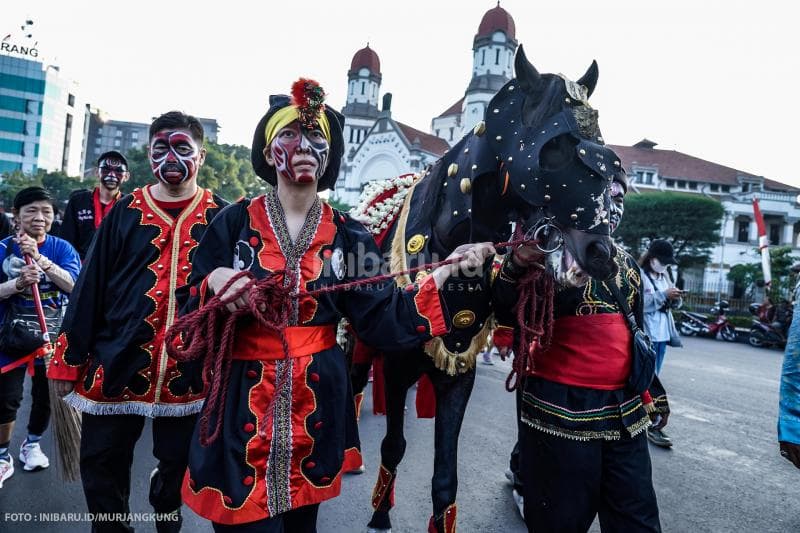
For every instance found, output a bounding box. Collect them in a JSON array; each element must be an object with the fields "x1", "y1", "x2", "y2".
[
  {"x1": 59, "y1": 187, "x2": 122, "y2": 259},
  {"x1": 48, "y1": 184, "x2": 226, "y2": 531},
  {"x1": 495, "y1": 246, "x2": 666, "y2": 532},
  {"x1": 177, "y1": 193, "x2": 449, "y2": 525}
]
